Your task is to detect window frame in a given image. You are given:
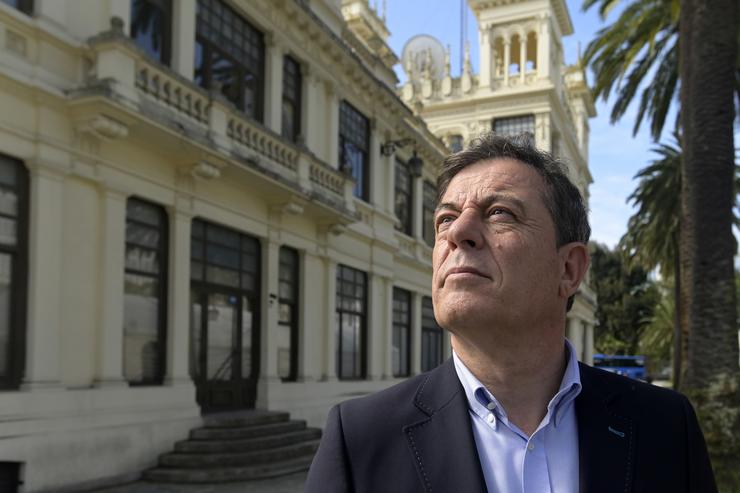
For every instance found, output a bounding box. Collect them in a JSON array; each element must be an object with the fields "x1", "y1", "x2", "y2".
[
  {"x1": 492, "y1": 114, "x2": 535, "y2": 139},
  {"x1": 281, "y1": 55, "x2": 302, "y2": 142},
  {"x1": 421, "y1": 296, "x2": 443, "y2": 372},
  {"x1": 130, "y1": 0, "x2": 173, "y2": 66},
  {"x1": 278, "y1": 246, "x2": 299, "y2": 382},
  {"x1": 194, "y1": 0, "x2": 265, "y2": 121},
  {"x1": 422, "y1": 181, "x2": 437, "y2": 247},
  {"x1": 1, "y1": 0, "x2": 33, "y2": 15},
  {"x1": 394, "y1": 158, "x2": 413, "y2": 236},
  {"x1": 123, "y1": 197, "x2": 169, "y2": 386},
  {"x1": 392, "y1": 287, "x2": 411, "y2": 378},
  {"x1": 0, "y1": 155, "x2": 28, "y2": 391},
  {"x1": 338, "y1": 101, "x2": 370, "y2": 201},
  {"x1": 335, "y1": 264, "x2": 367, "y2": 380}
]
